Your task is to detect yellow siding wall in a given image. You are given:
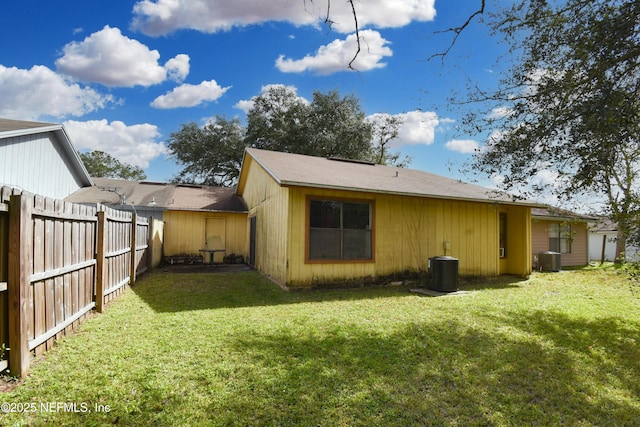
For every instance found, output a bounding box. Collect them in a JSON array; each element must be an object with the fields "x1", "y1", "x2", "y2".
[
  {"x1": 163, "y1": 210, "x2": 247, "y2": 257},
  {"x1": 238, "y1": 156, "x2": 290, "y2": 284},
  {"x1": 238, "y1": 156, "x2": 533, "y2": 288},
  {"x1": 149, "y1": 218, "x2": 164, "y2": 268},
  {"x1": 500, "y1": 205, "x2": 532, "y2": 275},
  {"x1": 284, "y1": 187, "x2": 529, "y2": 287}
]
